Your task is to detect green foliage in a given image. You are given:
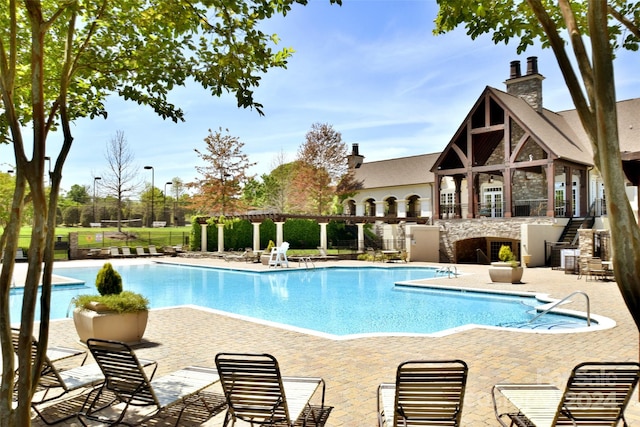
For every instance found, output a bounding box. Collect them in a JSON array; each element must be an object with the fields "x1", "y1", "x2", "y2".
[
  {"x1": 283, "y1": 219, "x2": 320, "y2": 249},
  {"x1": 95, "y1": 263, "x2": 123, "y2": 296},
  {"x1": 223, "y1": 218, "x2": 252, "y2": 250},
  {"x1": 260, "y1": 219, "x2": 276, "y2": 248},
  {"x1": 498, "y1": 245, "x2": 518, "y2": 267},
  {"x1": 73, "y1": 291, "x2": 149, "y2": 314}
]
